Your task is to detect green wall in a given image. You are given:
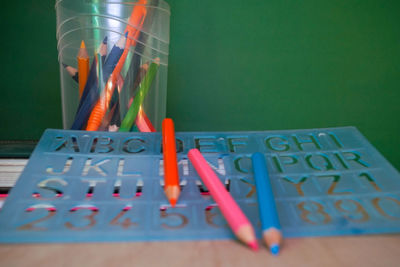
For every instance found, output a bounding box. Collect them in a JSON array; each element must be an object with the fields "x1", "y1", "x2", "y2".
[{"x1": 1, "y1": 0, "x2": 399, "y2": 170}]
